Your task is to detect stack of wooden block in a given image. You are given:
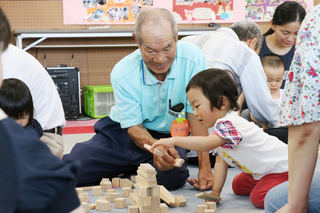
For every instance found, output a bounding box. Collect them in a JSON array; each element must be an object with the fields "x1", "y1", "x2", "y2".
[{"x1": 129, "y1": 163, "x2": 167, "y2": 213}]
